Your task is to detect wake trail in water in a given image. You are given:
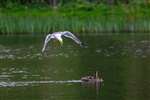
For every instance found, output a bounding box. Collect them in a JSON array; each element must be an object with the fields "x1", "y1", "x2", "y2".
[{"x1": 0, "y1": 80, "x2": 82, "y2": 87}]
